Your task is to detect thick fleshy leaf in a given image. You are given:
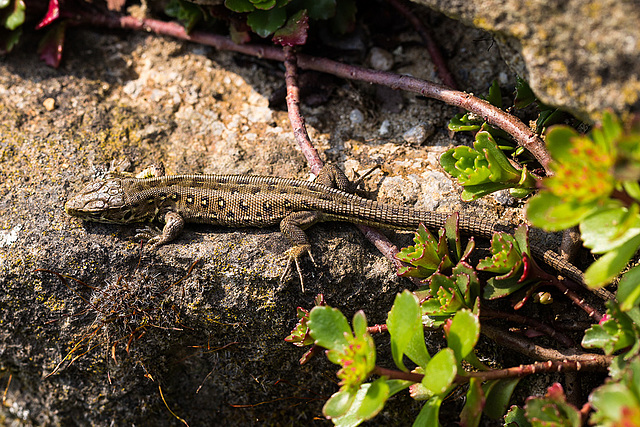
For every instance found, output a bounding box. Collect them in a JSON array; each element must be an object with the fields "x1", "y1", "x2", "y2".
[
  {"x1": 35, "y1": 0, "x2": 59, "y2": 29},
  {"x1": 355, "y1": 377, "x2": 390, "y2": 421},
  {"x1": 526, "y1": 191, "x2": 596, "y2": 231},
  {"x1": 37, "y1": 21, "x2": 66, "y2": 68},
  {"x1": 524, "y1": 383, "x2": 581, "y2": 427},
  {"x1": 580, "y1": 204, "x2": 640, "y2": 253},
  {"x1": 412, "y1": 396, "x2": 442, "y2": 427},
  {"x1": 224, "y1": 0, "x2": 254, "y2": 12},
  {"x1": 584, "y1": 234, "x2": 640, "y2": 288},
  {"x1": 324, "y1": 388, "x2": 357, "y2": 419},
  {"x1": 483, "y1": 378, "x2": 520, "y2": 419},
  {"x1": 504, "y1": 405, "x2": 531, "y2": 427},
  {"x1": 618, "y1": 265, "x2": 640, "y2": 311},
  {"x1": 446, "y1": 310, "x2": 480, "y2": 363},
  {"x1": 4, "y1": 0, "x2": 25, "y2": 31},
  {"x1": 422, "y1": 348, "x2": 456, "y2": 395},
  {"x1": 272, "y1": 9, "x2": 308, "y2": 46},
  {"x1": 514, "y1": 76, "x2": 536, "y2": 109},
  {"x1": 308, "y1": 306, "x2": 350, "y2": 352},
  {"x1": 387, "y1": 291, "x2": 421, "y2": 372},
  {"x1": 246, "y1": 7, "x2": 287, "y2": 38},
  {"x1": 460, "y1": 377, "x2": 484, "y2": 427}
]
